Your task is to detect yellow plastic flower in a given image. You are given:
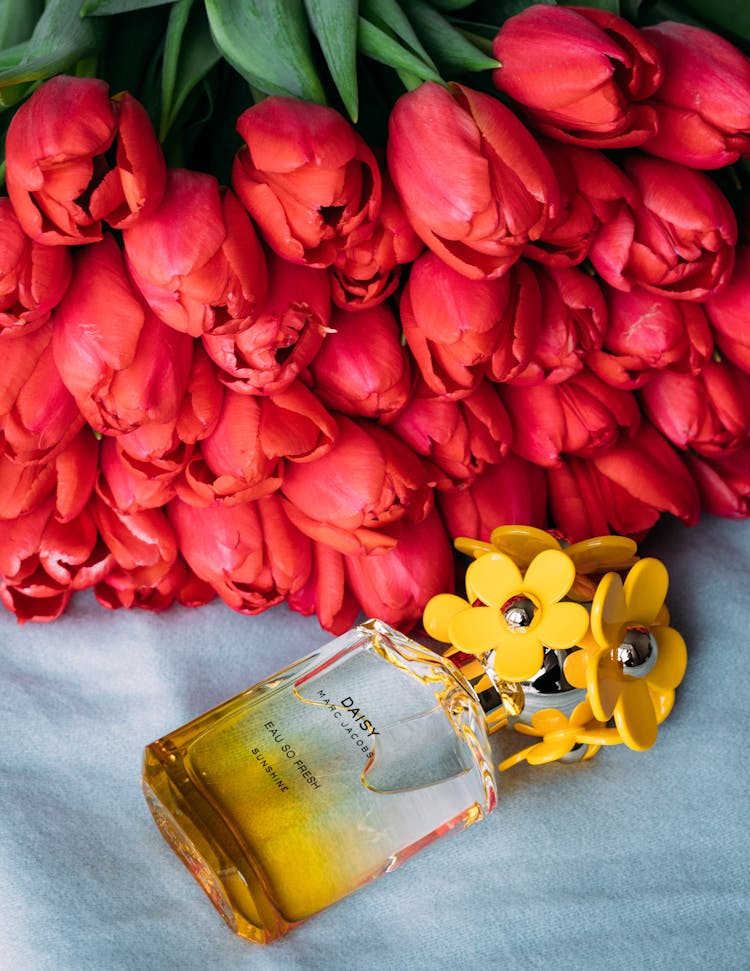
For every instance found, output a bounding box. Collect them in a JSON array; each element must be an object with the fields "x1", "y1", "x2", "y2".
[
  {"x1": 498, "y1": 700, "x2": 613, "y2": 770},
  {"x1": 563, "y1": 558, "x2": 687, "y2": 752},
  {"x1": 423, "y1": 549, "x2": 589, "y2": 683},
  {"x1": 454, "y1": 525, "x2": 639, "y2": 601}
]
